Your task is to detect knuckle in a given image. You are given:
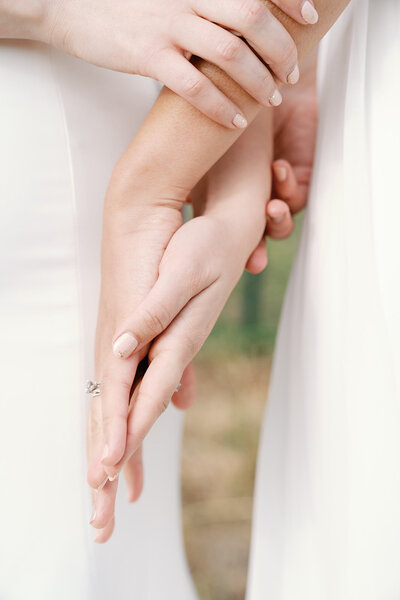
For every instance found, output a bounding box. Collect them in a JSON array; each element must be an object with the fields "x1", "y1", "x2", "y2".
[
  {"x1": 216, "y1": 36, "x2": 242, "y2": 61},
  {"x1": 102, "y1": 413, "x2": 127, "y2": 430},
  {"x1": 141, "y1": 303, "x2": 170, "y2": 336},
  {"x1": 181, "y1": 74, "x2": 205, "y2": 98},
  {"x1": 278, "y1": 38, "x2": 297, "y2": 68},
  {"x1": 239, "y1": 0, "x2": 266, "y2": 27}
]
